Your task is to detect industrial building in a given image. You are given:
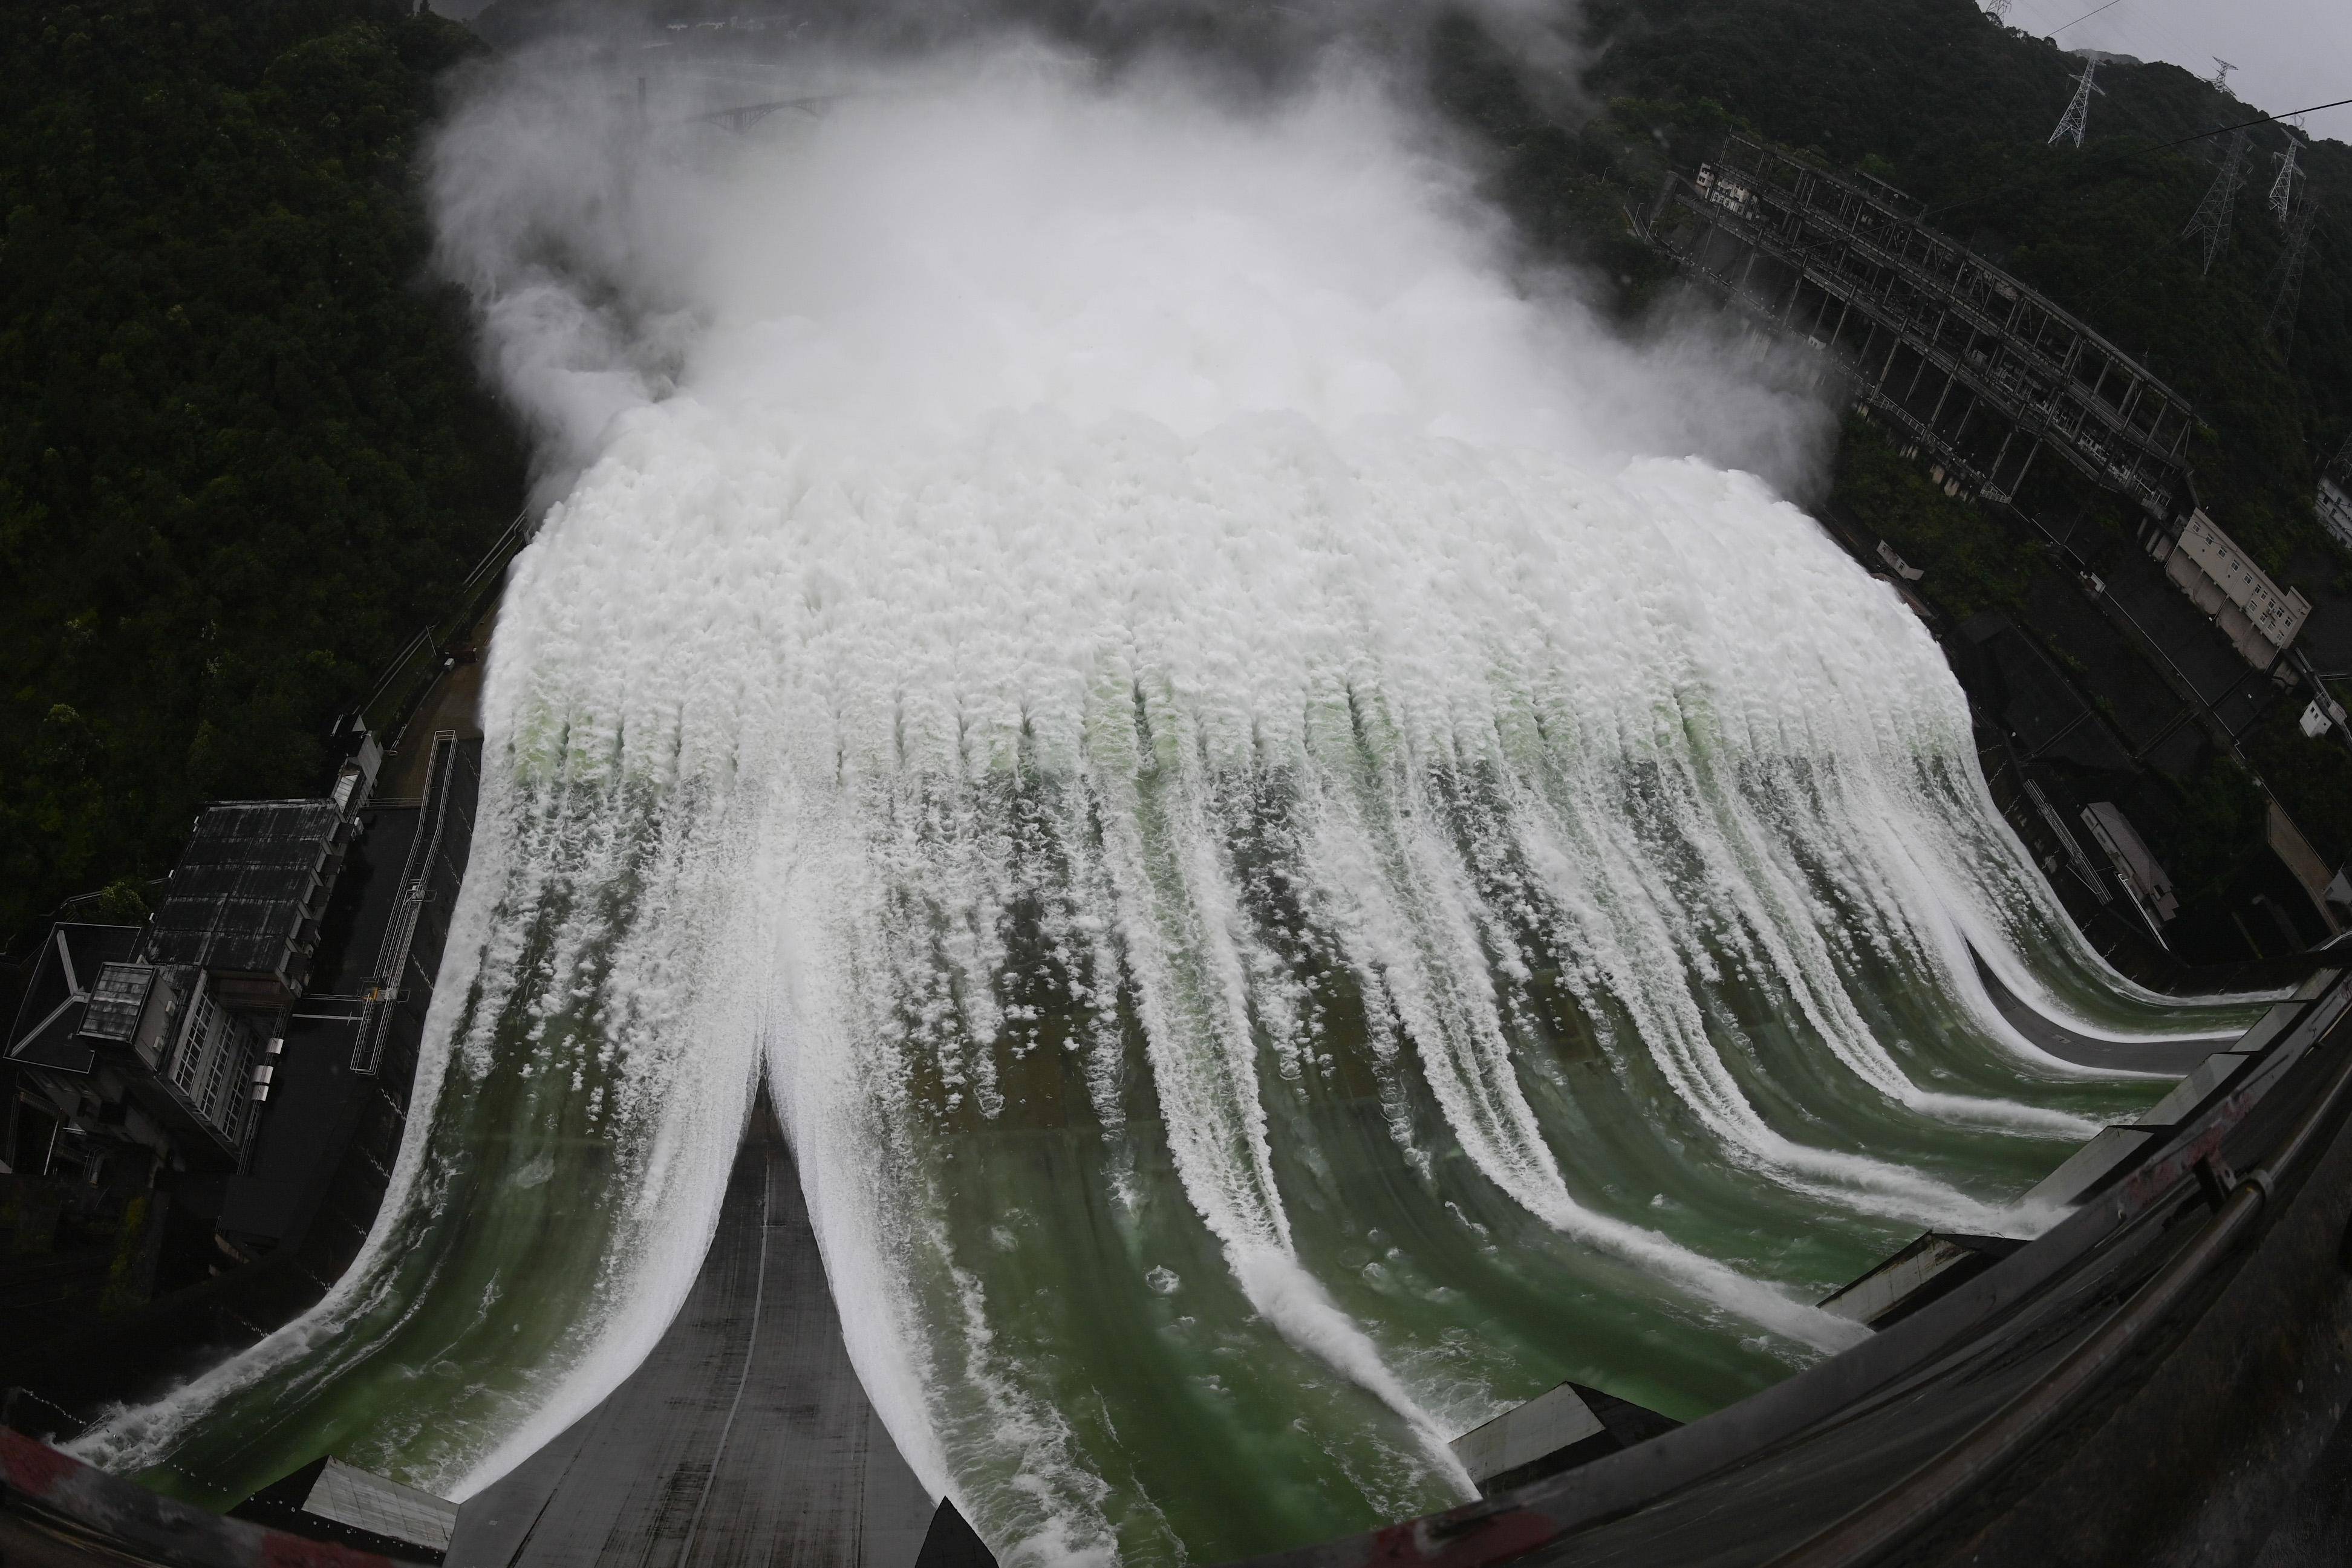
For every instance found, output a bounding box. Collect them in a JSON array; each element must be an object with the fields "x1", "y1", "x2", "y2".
[
  {"x1": 142, "y1": 801, "x2": 354, "y2": 1013},
  {"x1": 2320, "y1": 441, "x2": 2352, "y2": 553},
  {"x1": 2149, "y1": 508, "x2": 2313, "y2": 669},
  {"x1": 3, "y1": 795, "x2": 362, "y2": 1189}
]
